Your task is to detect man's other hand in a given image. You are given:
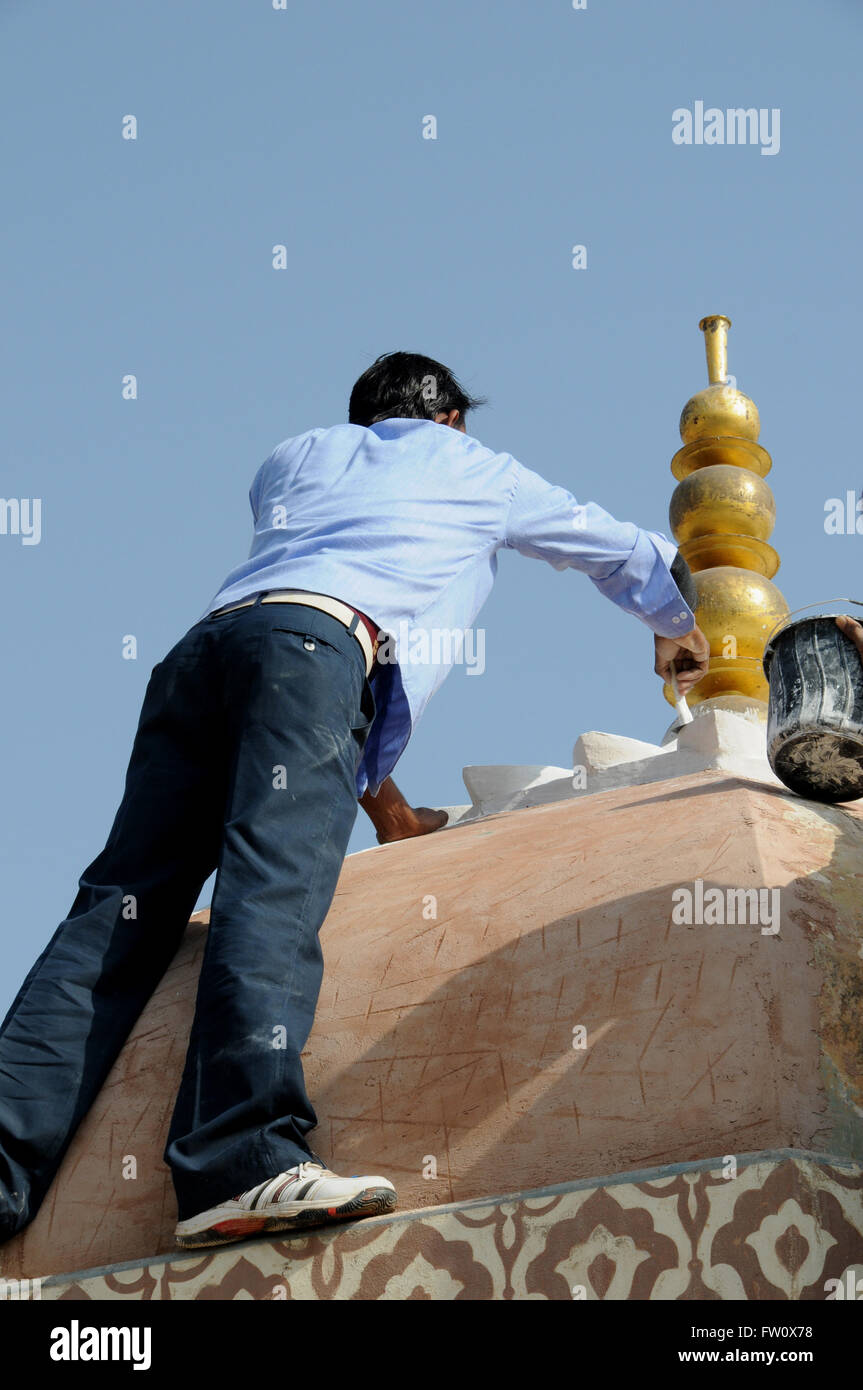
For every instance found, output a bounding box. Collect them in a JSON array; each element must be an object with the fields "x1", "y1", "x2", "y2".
[
  {"x1": 654, "y1": 624, "x2": 710, "y2": 696},
  {"x1": 360, "y1": 777, "x2": 449, "y2": 844}
]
